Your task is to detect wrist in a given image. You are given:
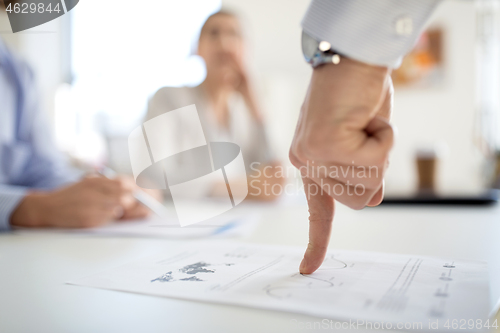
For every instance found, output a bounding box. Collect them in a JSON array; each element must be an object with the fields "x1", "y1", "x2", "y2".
[
  {"x1": 308, "y1": 58, "x2": 390, "y2": 129},
  {"x1": 303, "y1": 30, "x2": 388, "y2": 76},
  {"x1": 10, "y1": 192, "x2": 50, "y2": 228},
  {"x1": 311, "y1": 57, "x2": 390, "y2": 99},
  {"x1": 313, "y1": 55, "x2": 388, "y2": 75}
]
